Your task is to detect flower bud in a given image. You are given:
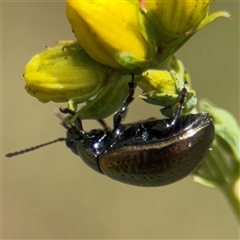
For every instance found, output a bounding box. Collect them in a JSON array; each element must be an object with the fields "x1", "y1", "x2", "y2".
[
  {"x1": 24, "y1": 42, "x2": 112, "y2": 110},
  {"x1": 138, "y1": 62, "x2": 197, "y2": 117},
  {"x1": 145, "y1": 0, "x2": 231, "y2": 40},
  {"x1": 138, "y1": 70, "x2": 178, "y2": 106},
  {"x1": 143, "y1": 0, "x2": 231, "y2": 63},
  {"x1": 66, "y1": 0, "x2": 156, "y2": 70}
]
